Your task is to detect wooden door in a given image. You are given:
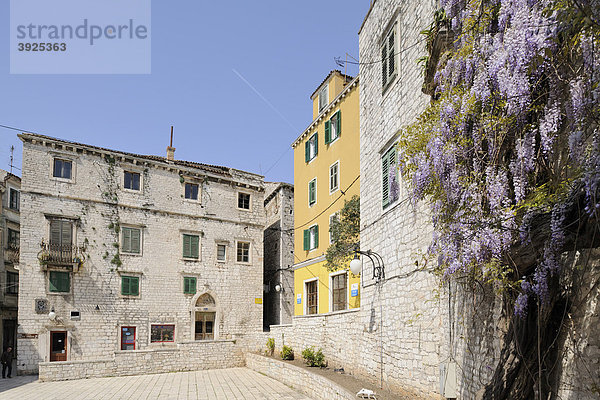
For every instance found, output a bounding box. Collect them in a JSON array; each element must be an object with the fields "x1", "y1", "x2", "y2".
[
  {"x1": 195, "y1": 312, "x2": 215, "y2": 340},
  {"x1": 50, "y1": 331, "x2": 67, "y2": 362}
]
